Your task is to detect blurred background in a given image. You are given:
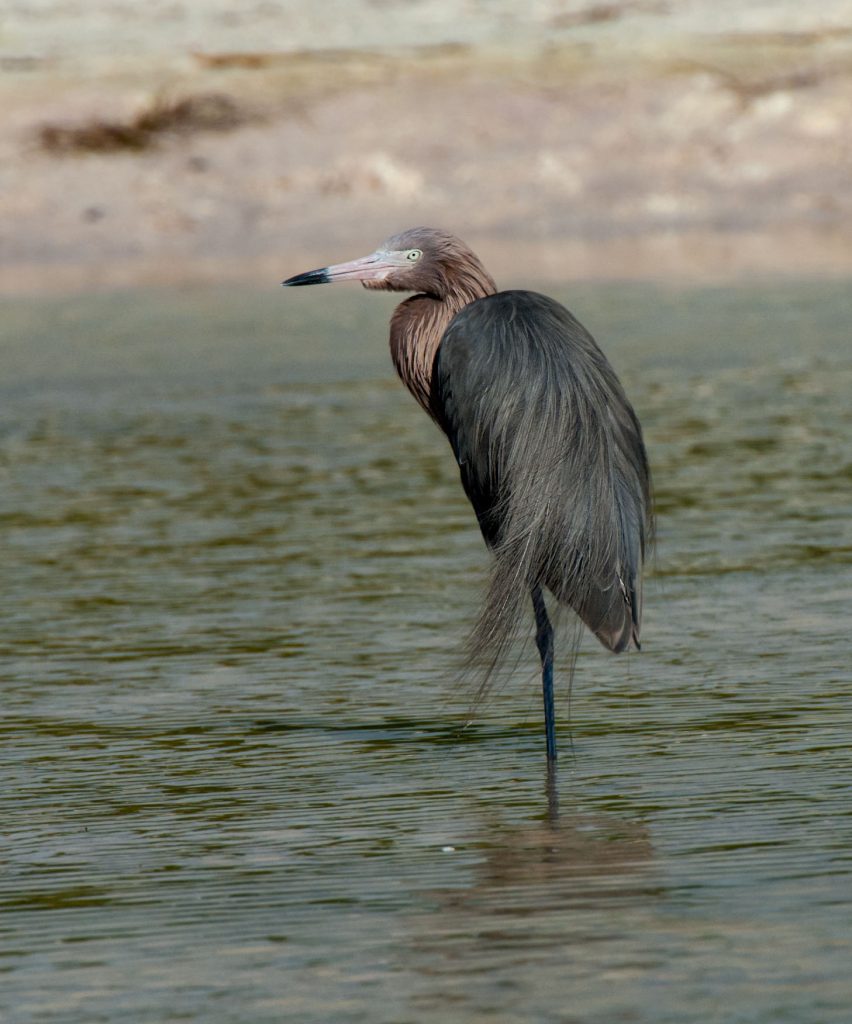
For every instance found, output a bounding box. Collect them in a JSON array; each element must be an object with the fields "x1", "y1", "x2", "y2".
[{"x1": 3, "y1": 0, "x2": 852, "y2": 293}]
